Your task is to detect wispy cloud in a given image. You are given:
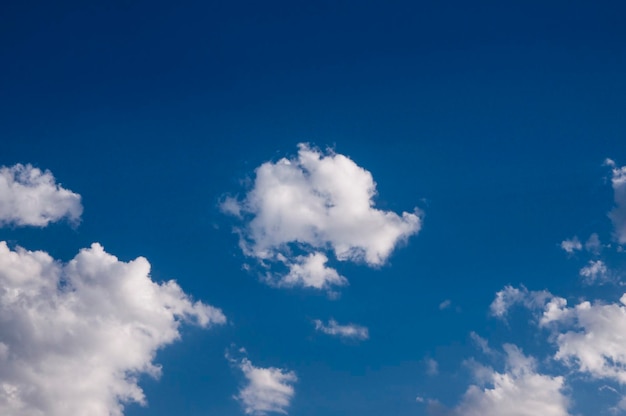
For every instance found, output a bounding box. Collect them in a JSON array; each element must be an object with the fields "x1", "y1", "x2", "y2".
[{"x1": 313, "y1": 319, "x2": 369, "y2": 341}]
